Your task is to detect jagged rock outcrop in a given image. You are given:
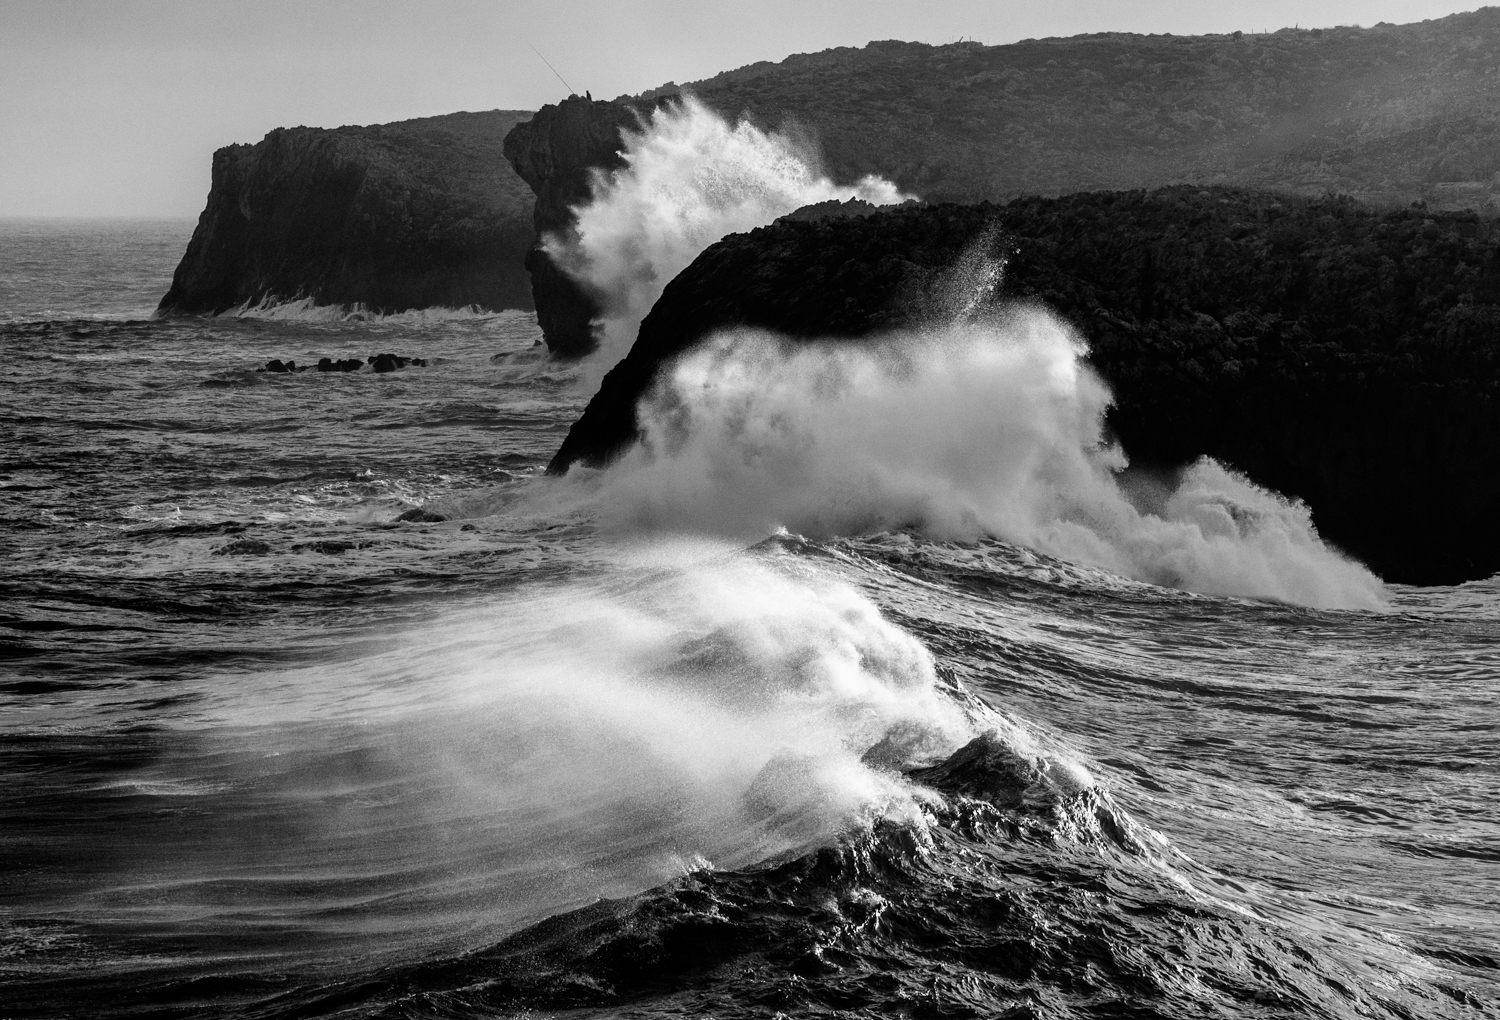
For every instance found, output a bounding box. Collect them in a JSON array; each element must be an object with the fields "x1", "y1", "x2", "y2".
[
  {"x1": 548, "y1": 189, "x2": 1500, "y2": 586},
  {"x1": 159, "y1": 111, "x2": 536, "y2": 316},
  {"x1": 502, "y1": 96, "x2": 661, "y2": 356}
]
